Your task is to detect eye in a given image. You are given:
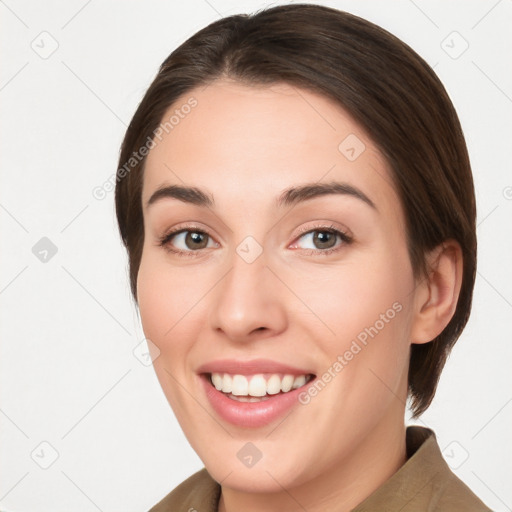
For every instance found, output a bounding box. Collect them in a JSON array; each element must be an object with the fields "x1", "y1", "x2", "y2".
[
  {"x1": 159, "y1": 228, "x2": 218, "y2": 253},
  {"x1": 290, "y1": 227, "x2": 352, "y2": 253},
  {"x1": 159, "y1": 225, "x2": 350, "y2": 255}
]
